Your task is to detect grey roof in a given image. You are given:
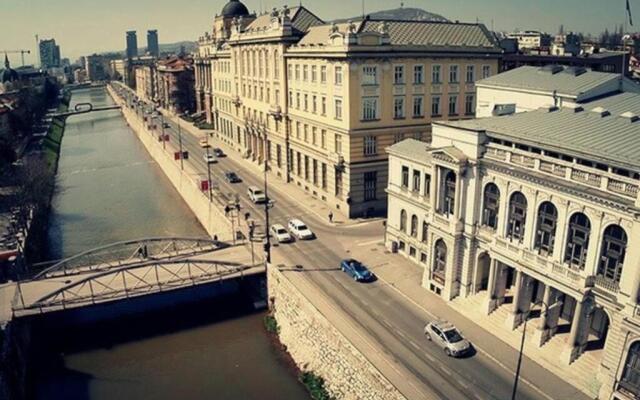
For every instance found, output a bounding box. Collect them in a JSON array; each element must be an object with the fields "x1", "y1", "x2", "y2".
[
  {"x1": 476, "y1": 65, "x2": 620, "y2": 97},
  {"x1": 387, "y1": 139, "x2": 430, "y2": 161},
  {"x1": 244, "y1": 6, "x2": 323, "y2": 35},
  {"x1": 297, "y1": 19, "x2": 501, "y2": 52},
  {"x1": 444, "y1": 95, "x2": 640, "y2": 170}
]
